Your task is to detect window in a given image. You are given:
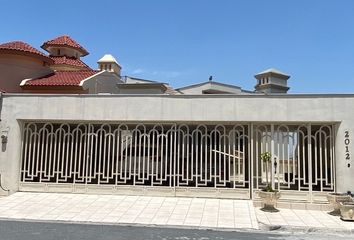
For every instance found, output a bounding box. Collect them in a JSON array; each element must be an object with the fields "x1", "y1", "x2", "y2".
[{"x1": 57, "y1": 49, "x2": 61, "y2": 55}]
